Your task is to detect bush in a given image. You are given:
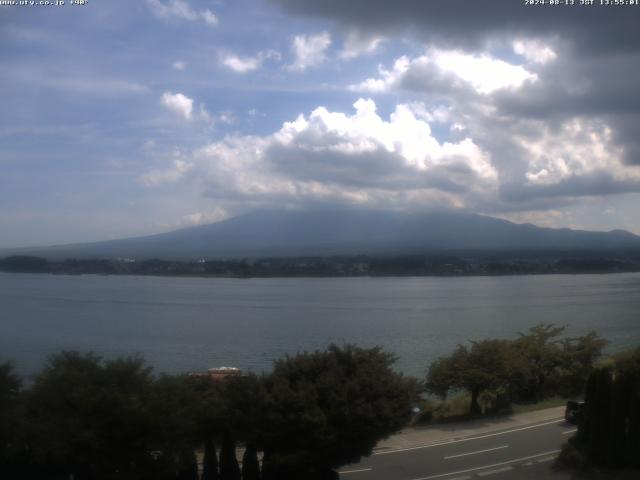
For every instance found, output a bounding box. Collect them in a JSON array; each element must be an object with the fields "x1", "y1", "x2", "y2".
[{"x1": 556, "y1": 441, "x2": 589, "y2": 471}]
